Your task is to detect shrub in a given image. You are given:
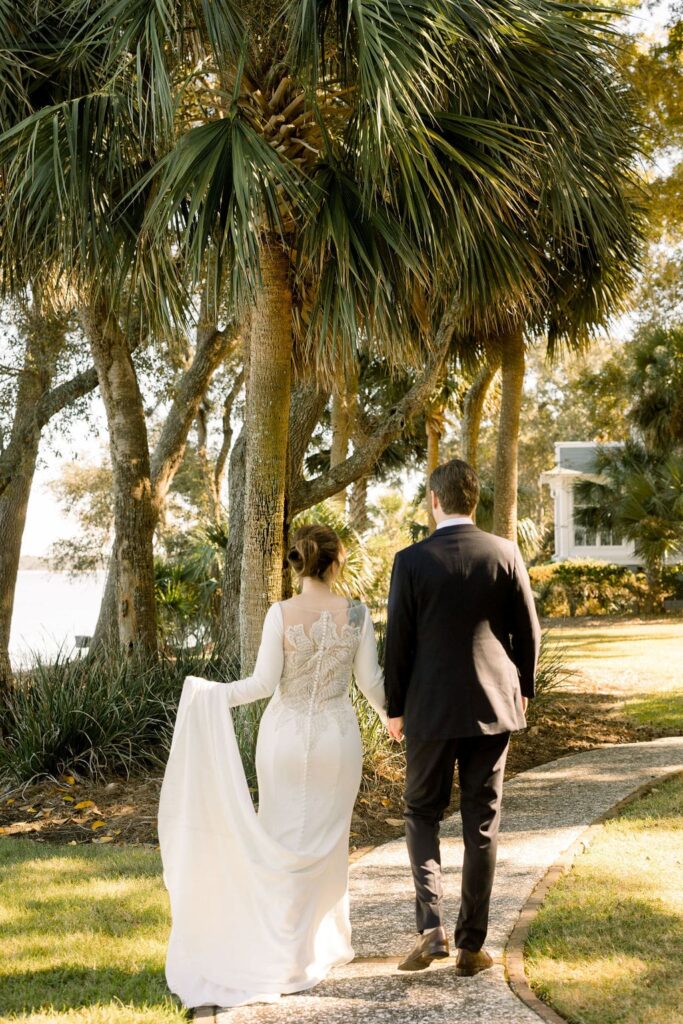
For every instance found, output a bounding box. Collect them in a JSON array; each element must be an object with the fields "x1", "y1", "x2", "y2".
[
  {"x1": 0, "y1": 615, "x2": 568, "y2": 789},
  {"x1": 0, "y1": 645, "x2": 237, "y2": 786},
  {"x1": 529, "y1": 560, "x2": 656, "y2": 617}
]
